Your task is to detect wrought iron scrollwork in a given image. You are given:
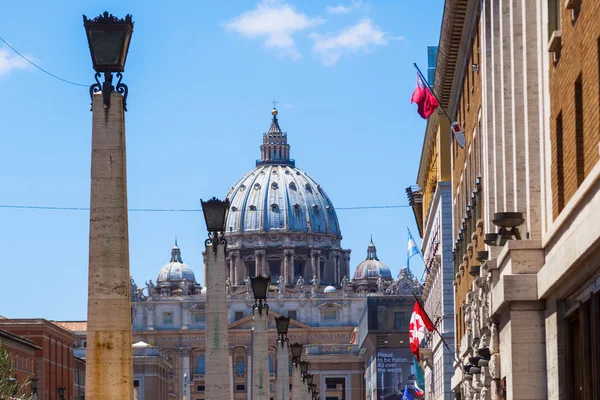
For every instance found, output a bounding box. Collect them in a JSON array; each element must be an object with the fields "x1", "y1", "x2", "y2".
[
  {"x1": 89, "y1": 71, "x2": 129, "y2": 111},
  {"x1": 205, "y1": 232, "x2": 227, "y2": 255},
  {"x1": 89, "y1": 73, "x2": 102, "y2": 111},
  {"x1": 115, "y1": 72, "x2": 128, "y2": 111},
  {"x1": 253, "y1": 299, "x2": 269, "y2": 316}
]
